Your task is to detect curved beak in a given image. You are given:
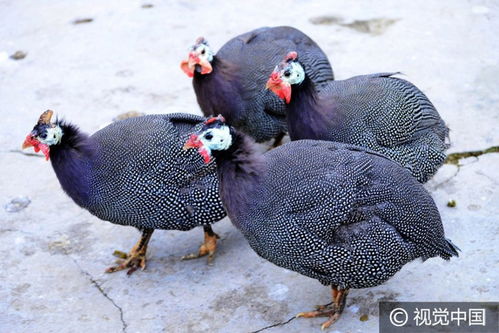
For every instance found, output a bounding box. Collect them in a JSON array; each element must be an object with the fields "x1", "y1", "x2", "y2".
[
  {"x1": 180, "y1": 52, "x2": 213, "y2": 78},
  {"x1": 266, "y1": 72, "x2": 292, "y2": 104},
  {"x1": 22, "y1": 132, "x2": 38, "y2": 150},
  {"x1": 22, "y1": 133, "x2": 50, "y2": 160},
  {"x1": 22, "y1": 137, "x2": 33, "y2": 149}
]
